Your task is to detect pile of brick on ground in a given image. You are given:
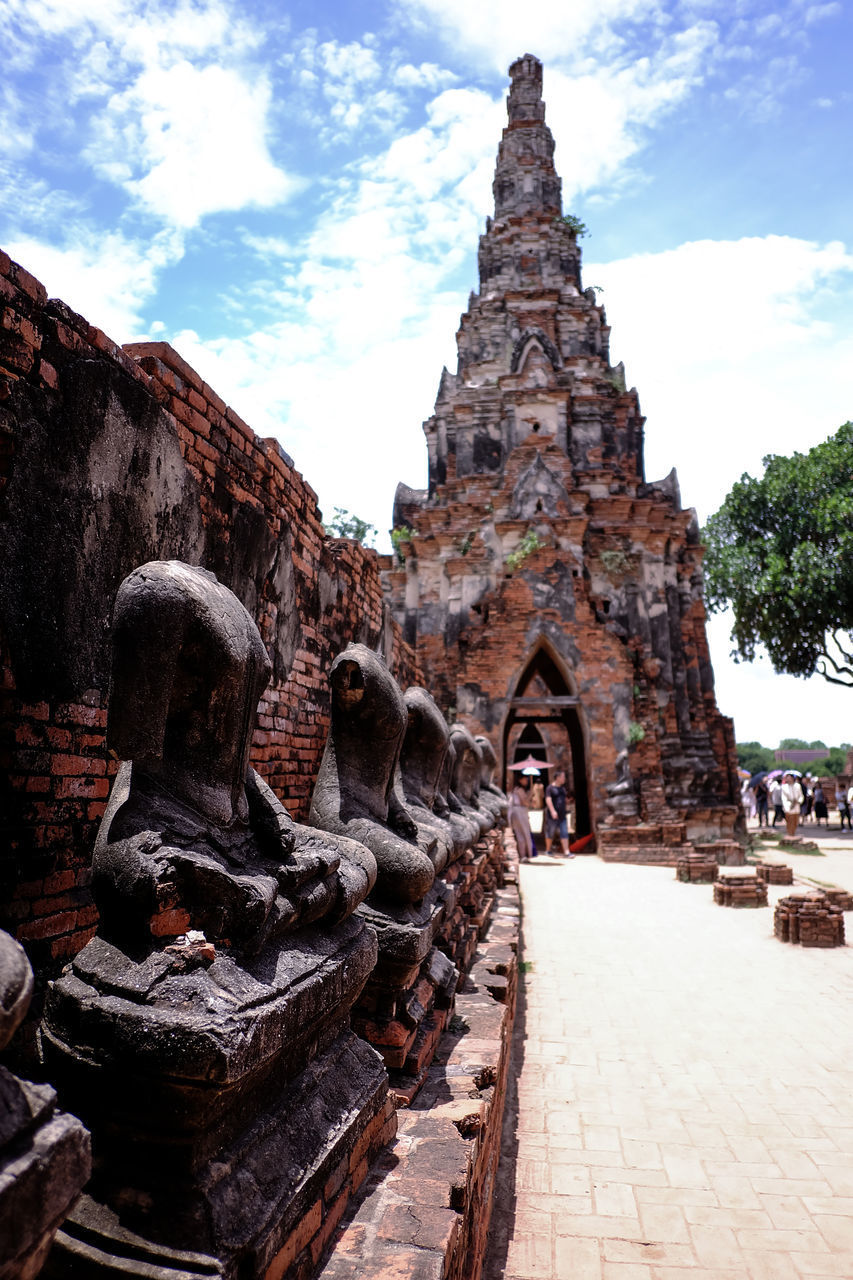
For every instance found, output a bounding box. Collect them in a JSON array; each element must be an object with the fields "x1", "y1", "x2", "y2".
[
  {"x1": 754, "y1": 862, "x2": 794, "y2": 885},
  {"x1": 714, "y1": 872, "x2": 768, "y2": 908},
  {"x1": 676, "y1": 851, "x2": 718, "y2": 883},
  {"x1": 774, "y1": 892, "x2": 846, "y2": 947}
]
